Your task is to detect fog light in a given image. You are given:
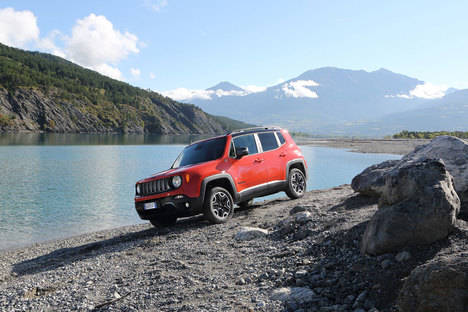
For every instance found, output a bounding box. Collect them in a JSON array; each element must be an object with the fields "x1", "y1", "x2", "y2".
[
  {"x1": 185, "y1": 202, "x2": 190, "y2": 208},
  {"x1": 174, "y1": 195, "x2": 184, "y2": 200}
]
